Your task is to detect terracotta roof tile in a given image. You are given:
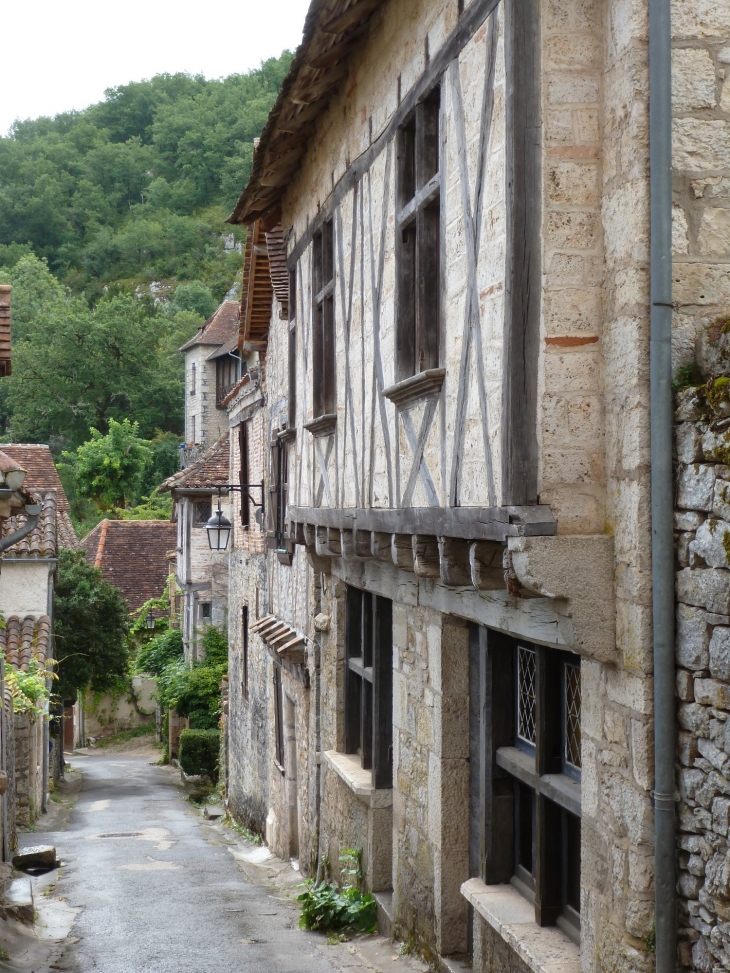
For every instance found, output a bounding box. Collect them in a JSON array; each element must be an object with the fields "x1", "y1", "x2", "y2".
[
  {"x1": 1, "y1": 491, "x2": 59, "y2": 557},
  {"x1": 80, "y1": 520, "x2": 177, "y2": 612},
  {"x1": 179, "y1": 302, "x2": 240, "y2": 352},
  {"x1": 160, "y1": 432, "x2": 229, "y2": 493},
  {"x1": 0, "y1": 614, "x2": 52, "y2": 670},
  {"x1": 1, "y1": 445, "x2": 71, "y2": 512}
]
